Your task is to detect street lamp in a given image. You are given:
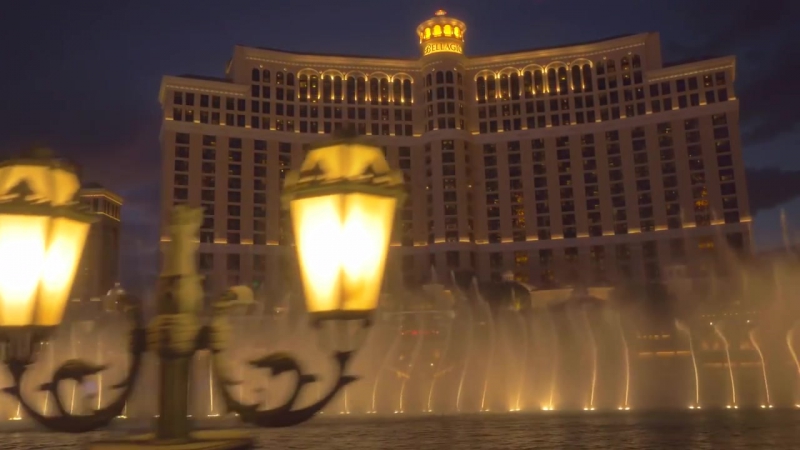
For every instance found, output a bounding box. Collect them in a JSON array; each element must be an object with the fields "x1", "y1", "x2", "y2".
[
  {"x1": 282, "y1": 132, "x2": 405, "y2": 324},
  {"x1": 0, "y1": 137, "x2": 403, "y2": 449},
  {"x1": 0, "y1": 148, "x2": 93, "y2": 355}
]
